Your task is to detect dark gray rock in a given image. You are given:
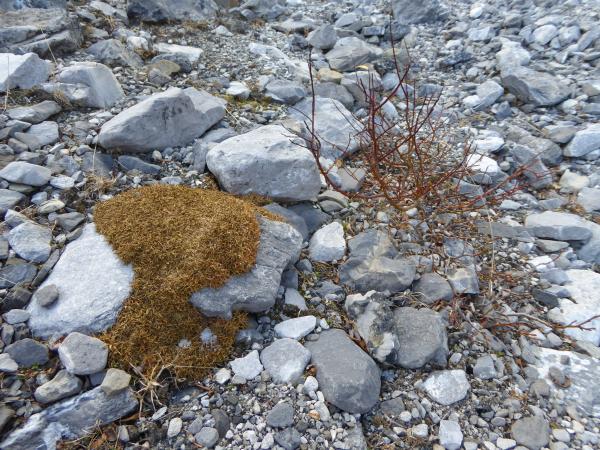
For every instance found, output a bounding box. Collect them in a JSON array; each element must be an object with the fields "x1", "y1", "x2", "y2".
[
  {"x1": 0, "y1": 386, "x2": 137, "y2": 449},
  {"x1": 5, "y1": 338, "x2": 49, "y2": 367},
  {"x1": 274, "y1": 427, "x2": 301, "y2": 450},
  {"x1": 339, "y1": 230, "x2": 416, "y2": 294},
  {"x1": 267, "y1": 402, "x2": 295, "y2": 428},
  {"x1": 305, "y1": 329, "x2": 380, "y2": 414},
  {"x1": 127, "y1": 0, "x2": 218, "y2": 23},
  {"x1": 0, "y1": 263, "x2": 37, "y2": 289},
  {"x1": 118, "y1": 155, "x2": 161, "y2": 175},
  {"x1": 307, "y1": 24, "x2": 337, "y2": 50},
  {"x1": 263, "y1": 204, "x2": 308, "y2": 241},
  {"x1": 345, "y1": 292, "x2": 448, "y2": 368},
  {"x1": 191, "y1": 217, "x2": 302, "y2": 318},
  {"x1": 510, "y1": 144, "x2": 553, "y2": 189},
  {"x1": 87, "y1": 39, "x2": 143, "y2": 68},
  {"x1": 501, "y1": 66, "x2": 570, "y2": 107},
  {"x1": 265, "y1": 79, "x2": 306, "y2": 105},
  {"x1": 195, "y1": 427, "x2": 219, "y2": 448},
  {"x1": 325, "y1": 37, "x2": 381, "y2": 72},
  {"x1": 391, "y1": 0, "x2": 447, "y2": 24},
  {"x1": 287, "y1": 203, "x2": 329, "y2": 234},
  {"x1": 413, "y1": 273, "x2": 453, "y2": 303}
]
